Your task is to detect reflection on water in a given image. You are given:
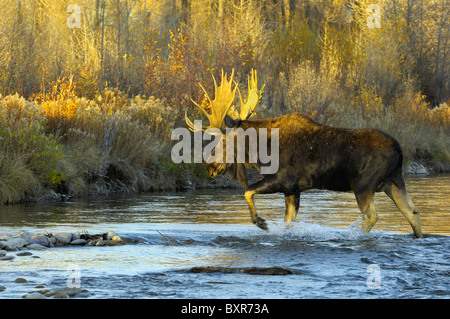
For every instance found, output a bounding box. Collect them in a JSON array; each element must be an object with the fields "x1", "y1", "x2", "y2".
[
  {"x1": 0, "y1": 175, "x2": 449, "y2": 235},
  {"x1": 0, "y1": 175, "x2": 449, "y2": 299}
]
